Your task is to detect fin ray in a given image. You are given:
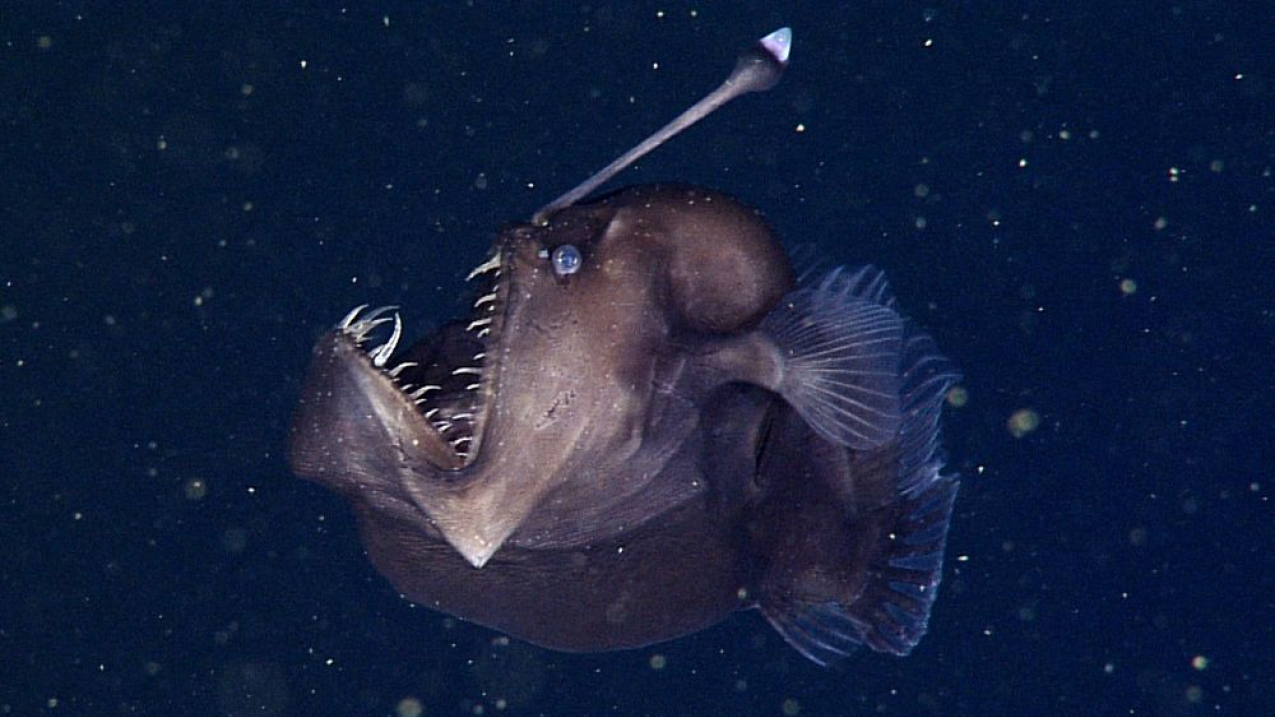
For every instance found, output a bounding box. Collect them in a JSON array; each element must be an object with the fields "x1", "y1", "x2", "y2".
[
  {"x1": 760, "y1": 476, "x2": 959, "y2": 663},
  {"x1": 756, "y1": 273, "x2": 962, "y2": 664},
  {"x1": 760, "y1": 267, "x2": 905, "y2": 449}
]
